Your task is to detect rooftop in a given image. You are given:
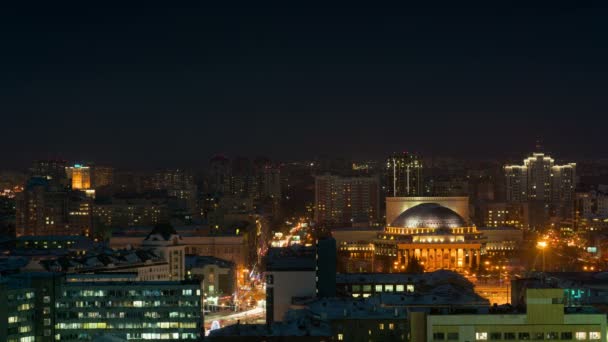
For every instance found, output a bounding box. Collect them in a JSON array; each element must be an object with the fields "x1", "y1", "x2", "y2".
[{"x1": 390, "y1": 203, "x2": 466, "y2": 229}]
